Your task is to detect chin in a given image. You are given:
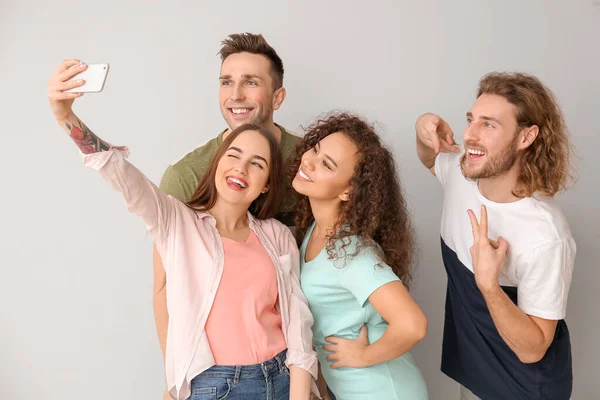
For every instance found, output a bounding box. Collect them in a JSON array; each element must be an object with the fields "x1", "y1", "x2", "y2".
[
  {"x1": 291, "y1": 179, "x2": 308, "y2": 195},
  {"x1": 223, "y1": 194, "x2": 252, "y2": 207},
  {"x1": 228, "y1": 119, "x2": 247, "y2": 128},
  {"x1": 460, "y1": 163, "x2": 482, "y2": 180}
]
